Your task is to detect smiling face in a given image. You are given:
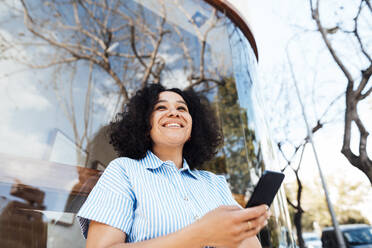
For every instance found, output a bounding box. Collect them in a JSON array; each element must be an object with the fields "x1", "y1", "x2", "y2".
[{"x1": 149, "y1": 91, "x2": 192, "y2": 150}]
